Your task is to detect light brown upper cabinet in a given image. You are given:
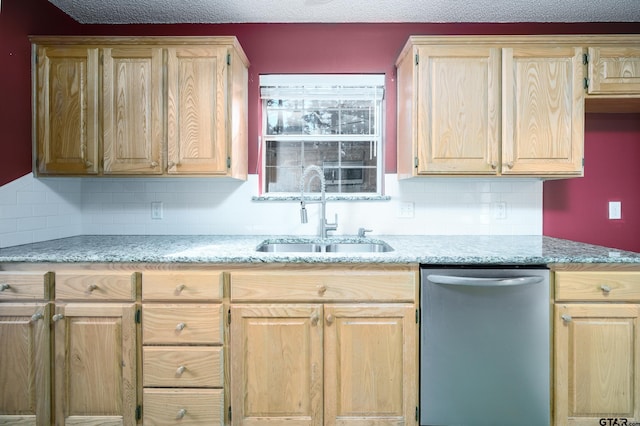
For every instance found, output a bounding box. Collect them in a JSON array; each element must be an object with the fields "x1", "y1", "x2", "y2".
[
  {"x1": 34, "y1": 45, "x2": 100, "y2": 175},
  {"x1": 584, "y1": 36, "x2": 640, "y2": 113},
  {"x1": 32, "y1": 36, "x2": 249, "y2": 179},
  {"x1": 397, "y1": 36, "x2": 586, "y2": 178}
]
